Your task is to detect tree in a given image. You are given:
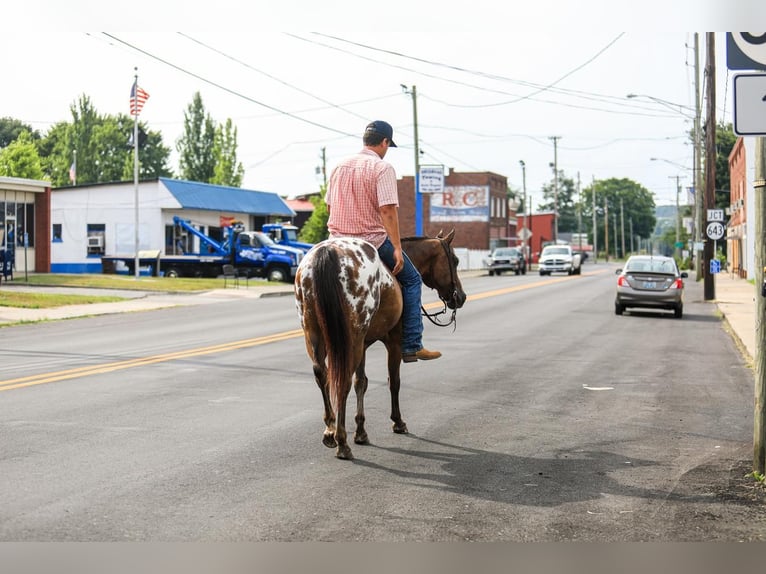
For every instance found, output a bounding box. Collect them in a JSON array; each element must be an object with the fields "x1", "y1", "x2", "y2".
[
  {"x1": 539, "y1": 168, "x2": 578, "y2": 233},
  {"x1": 37, "y1": 96, "x2": 172, "y2": 187},
  {"x1": 176, "y1": 92, "x2": 216, "y2": 182},
  {"x1": 582, "y1": 178, "x2": 656, "y2": 257},
  {"x1": 0, "y1": 130, "x2": 44, "y2": 179},
  {"x1": 298, "y1": 187, "x2": 329, "y2": 243},
  {"x1": 210, "y1": 118, "x2": 244, "y2": 187},
  {"x1": 0, "y1": 117, "x2": 40, "y2": 149},
  {"x1": 714, "y1": 122, "x2": 736, "y2": 211}
]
